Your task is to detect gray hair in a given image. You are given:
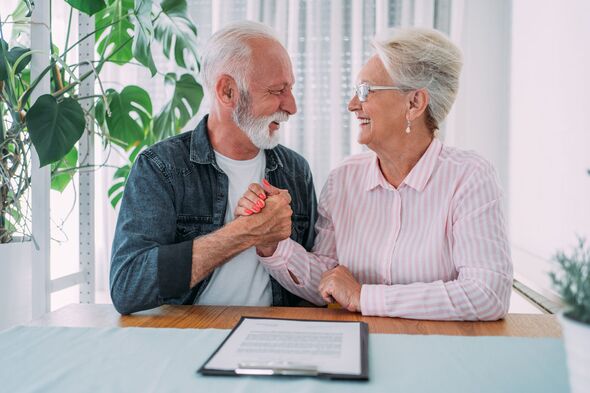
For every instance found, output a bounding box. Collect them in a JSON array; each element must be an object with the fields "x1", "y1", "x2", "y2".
[
  {"x1": 201, "y1": 21, "x2": 280, "y2": 100},
  {"x1": 373, "y1": 27, "x2": 463, "y2": 131}
]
